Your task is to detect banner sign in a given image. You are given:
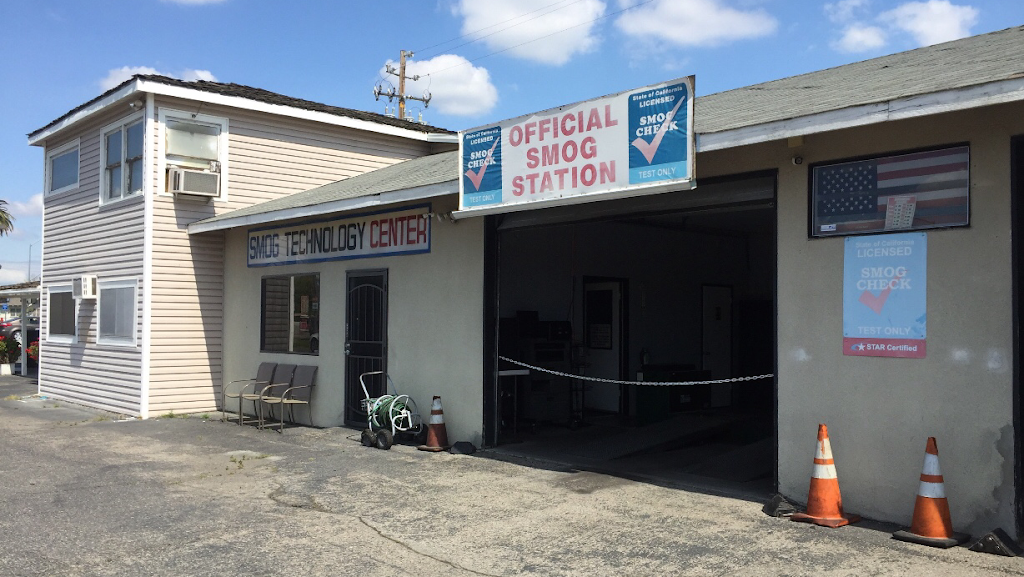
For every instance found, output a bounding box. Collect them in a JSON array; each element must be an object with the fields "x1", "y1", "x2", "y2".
[
  {"x1": 843, "y1": 232, "x2": 926, "y2": 358},
  {"x1": 247, "y1": 204, "x2": 431, "y2": 267},
  {"x1": 458, "y1": 76, "x2": 694, "y2": 215}
]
